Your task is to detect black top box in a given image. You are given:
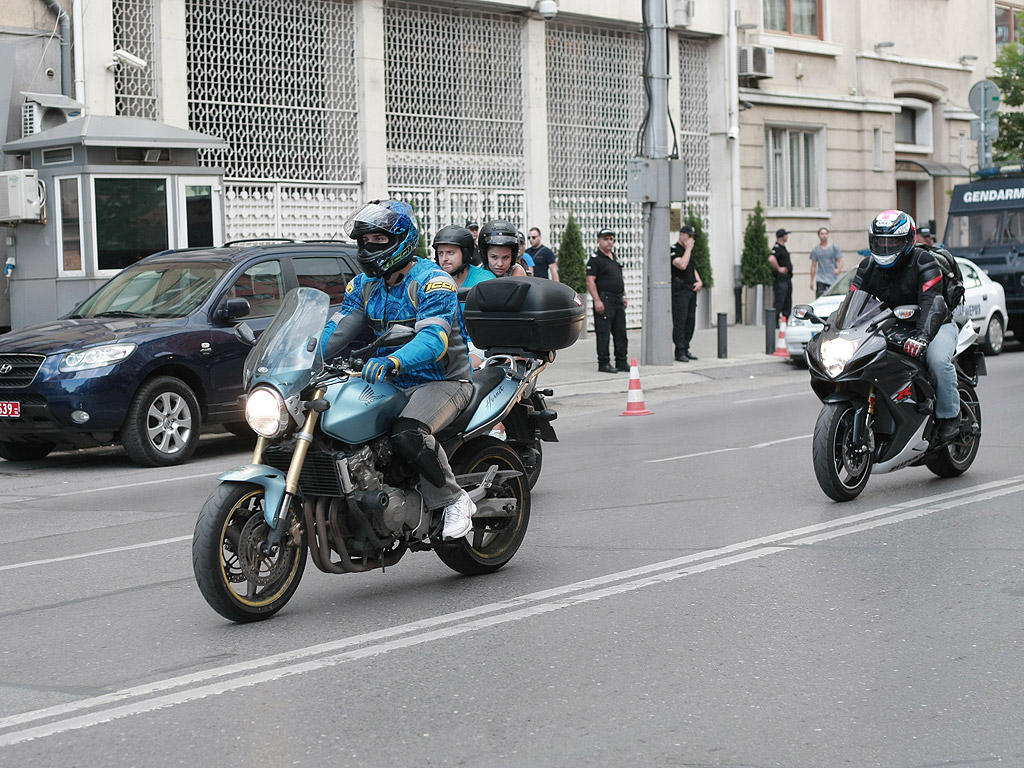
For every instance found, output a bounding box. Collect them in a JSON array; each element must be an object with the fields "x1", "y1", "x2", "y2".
[{"x1": 464, "y1": 277, "x2": 586, "y2": 354}]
